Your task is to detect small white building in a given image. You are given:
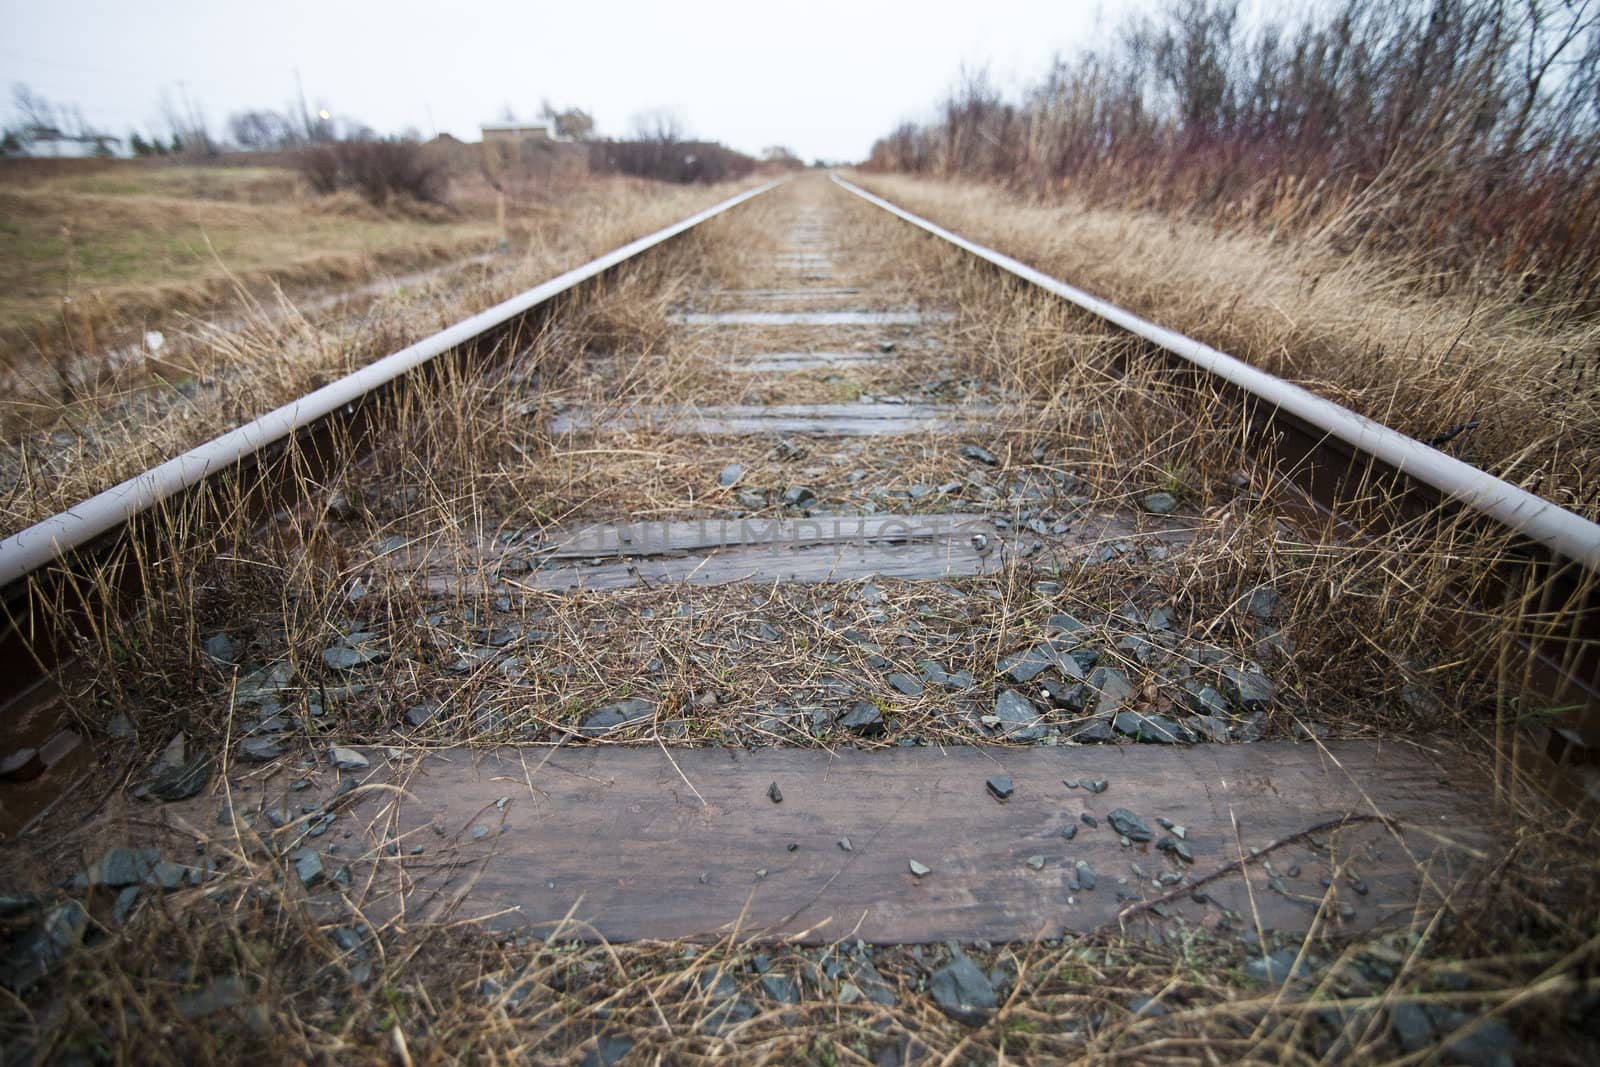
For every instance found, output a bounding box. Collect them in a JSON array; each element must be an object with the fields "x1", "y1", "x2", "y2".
[{"x1": 480, "y1": 122, "x2": 552, "y2": 146}]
